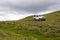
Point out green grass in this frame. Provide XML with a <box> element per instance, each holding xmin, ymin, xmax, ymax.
<box><xmin>0</xmin><ymin>11</ymin><xmax>60</xmax><ymax>40</ymax></box>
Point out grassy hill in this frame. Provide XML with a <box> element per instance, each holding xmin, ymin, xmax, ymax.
<box><xmin>0</xmin><ymin>11</ymin><xmax>60</xmax><ymax>40</ymax></box>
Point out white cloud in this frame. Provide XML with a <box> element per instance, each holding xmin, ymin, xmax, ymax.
<box><xmin>0</xmin><ymin>10</ymin><xmax>33</xmax><ymax>21</ymax></box>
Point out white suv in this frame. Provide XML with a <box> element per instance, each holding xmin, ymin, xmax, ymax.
<box><xmin>34</xmin><ymin>15</ymin><xmax>45</xmax><ymax>21</ymax></box>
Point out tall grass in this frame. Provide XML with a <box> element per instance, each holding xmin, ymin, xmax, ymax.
<box><xmin>0</xmin><ymin>11</ymin><xmax>60</xmax><ymax>40</ymax></box>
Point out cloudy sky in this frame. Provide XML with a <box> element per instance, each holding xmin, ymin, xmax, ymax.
<box><xmin>0</xmin><ymin>0</ymin><xmax>60</xmax><ymax>21</ymax></box>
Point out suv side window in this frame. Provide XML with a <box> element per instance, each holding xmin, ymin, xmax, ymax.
<box><xmin>34</xmin><ymin>15</ymin><xmax>38</xmax><ymax>17</ymax></box>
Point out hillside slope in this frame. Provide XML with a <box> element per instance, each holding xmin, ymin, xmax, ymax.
<box><xmin>0</xmin><ymin>11</ymin><xmax>60</xmax><ymax>40</ymax></box>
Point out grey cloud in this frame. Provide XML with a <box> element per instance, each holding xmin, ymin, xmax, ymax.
<box><xmin>9</xmin><ymin>0</ymin><xmax>60</xmax><ymax>13</ymax></box>
<box><xmin>0</xmin><ymin>0</ymin><xmax>60</xmax><ymax>13</ymax></box>
<box><xmin>0</xmin><ymin>0</ymin><xmax>60</xmax><ymax>21</ymax></box>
